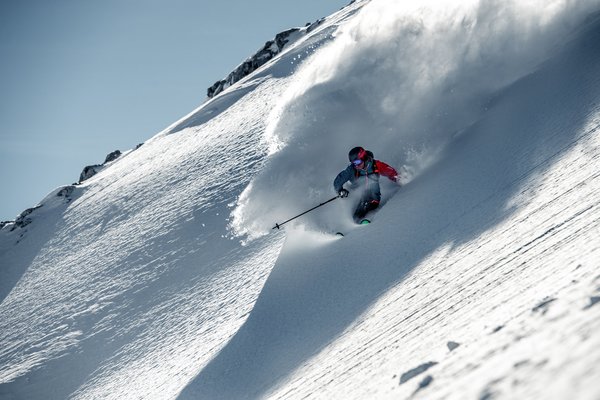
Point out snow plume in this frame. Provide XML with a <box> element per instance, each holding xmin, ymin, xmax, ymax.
<box><xmin>231</xmin><ymin>0</ymin><xmax>600</xmax><ymax>238</ymax></box>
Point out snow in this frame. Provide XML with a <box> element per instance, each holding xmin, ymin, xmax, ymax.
<box><xmin>2</xmin><ymin>0</ymin><xmax>600</xmax><ymax>399</ymax></box>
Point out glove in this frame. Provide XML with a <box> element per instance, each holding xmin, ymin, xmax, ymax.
<box><xmin>338</xmin><ymin>188</ymin><xmax>349</xmax><ymax>198</ymax></box>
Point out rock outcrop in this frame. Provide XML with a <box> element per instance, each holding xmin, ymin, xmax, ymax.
<box><xmin>207</xmin><ymin>18</ymin><xmax>325</xmax><ymax>98</ymax></box>
<box><xmin>78</xmin><ymin>149</ymin><xmax>123</xmax><ymax>183</ymax></box>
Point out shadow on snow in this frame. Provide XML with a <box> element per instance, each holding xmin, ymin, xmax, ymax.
<box><xmin>178</xmin><ymin>18</ymin><xmax>600</xmax><ymax>400</ymax></box>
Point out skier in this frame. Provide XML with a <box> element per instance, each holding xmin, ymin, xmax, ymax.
<box><xmin>333</xmin><ymin>146</ymin><xmax>400</xmax><ymax>224</ymax></box>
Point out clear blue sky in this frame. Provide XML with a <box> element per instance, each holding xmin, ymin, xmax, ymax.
<box><xmin>0</xmin><ymin>0</ymin><xmax>348</xmax><ymax>221</ymax></box>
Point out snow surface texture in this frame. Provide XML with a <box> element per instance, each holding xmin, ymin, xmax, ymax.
<box><xmin>2</xmin><ymin>0</ymin><xmax>600</xmax><ymax>399</ymax></box>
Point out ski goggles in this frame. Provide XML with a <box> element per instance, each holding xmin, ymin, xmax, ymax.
<box><xmin>352</xmin><ymin>159</ymin><xmax>363</xmax><ymax>166</ymax></box>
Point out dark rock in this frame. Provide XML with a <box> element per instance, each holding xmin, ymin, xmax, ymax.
<box><xmin>104</xmin><ymin>150</ymin><xmax>122</xmax><ymax>163</ymax></box>
<box><xmin>4</xmin><ymin>186</ymin><xmax>76</xmax><ymax>234</ymax></box>
<box><xmin>56</xmin><ymin>186</ymin><xmax>76</xmax><ymax>202</ymax></box>
<box><xmin>584</xmin><ymin>296</ymin><xmax>600</xmax><ymax>310</ymax></box>
<box><xmin>399</xmin><ymin>361</ymin><xmax>438</xmax><ymax>384</ymax></box>
<box><xmin>79</xmin><ymin>149</ymin><xmax>125</xmax><ymax>183</ymax></box>
<box><xmin>207</xmin><ymin>28</ymin><xmax>301</xmax><ymax>98</ymax></box>
<box><xmin>447</xmin><ymin>341</ymin><xmax>461</xmax><ymax>351</ymax></box>
<box><xmin>79</xmin><ymin>164</ymin><xmax>104</xmax><ymax>183</ymax></box>
<box><xmin>11</xmin><ymin>205</ymin><xmax>43</xmax><ymax>231</ymax></box>
<box><xmin>416</xmin><ymin>375</ymin><xmax>433</xmax><ymax>390</ymax></box>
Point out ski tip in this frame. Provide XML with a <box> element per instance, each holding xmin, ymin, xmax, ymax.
<box><xmin>359</xmin><ymin>219</ymin><xmax>371</xmax><ymax>225</ymax></box>
<box><xmin>335</xmin><ymin>232</ymin><xmax>345</xmax><ymax>237</ymax></box>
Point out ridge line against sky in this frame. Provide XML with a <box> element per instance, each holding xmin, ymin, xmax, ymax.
<box><xmin>0</xmin><ymin>0</ymin><xmax>349</xmax><ymax>221</ymax></box>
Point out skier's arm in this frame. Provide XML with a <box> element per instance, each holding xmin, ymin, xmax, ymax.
<box><xmin>333</xmin><ymin>166</ymin><xmax>353</xmax><ymax>193</ymax></box>
<box><xmin>376</xmin><ymin>160</ymin><xmax>400</xmax><ymax>182</ymax></box>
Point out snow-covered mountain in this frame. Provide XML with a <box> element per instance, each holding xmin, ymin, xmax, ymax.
<box><xmin>2</xmin><ymin>1</ymin><xmax>600</xmax><ymax>399</ymax></box>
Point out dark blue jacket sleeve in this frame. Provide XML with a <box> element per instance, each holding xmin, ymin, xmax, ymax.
<box><xmin>333</xmin><ymin>165</ymin><xmax>354</xmax><ymax>193</ymax></box>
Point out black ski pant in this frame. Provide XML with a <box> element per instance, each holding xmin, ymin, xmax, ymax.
<box><xmin>353</xmin><ymin>197</ymin><xmax>380</xmax><ymax>223</ymax></box>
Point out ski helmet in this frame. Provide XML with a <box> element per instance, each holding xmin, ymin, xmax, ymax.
<box><xmin>348</xmin><ymin>146</ymin><xmax>367</xmax><ymax>163</ymax></box>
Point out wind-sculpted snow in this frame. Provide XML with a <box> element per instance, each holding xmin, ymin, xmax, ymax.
<box><xmin>0</xmin><ymin>60</ymin><xmax>292</xmax><ymax>398</ymax></box>
<box><xmin>181</xmin><ymin>11</ymin><xmax>600</xmax><ymax>398</ymax></box>
<box><xmin>2</xmin><ymin>1</ymin><xmax>600</xmax><ymax>399</ymax></box>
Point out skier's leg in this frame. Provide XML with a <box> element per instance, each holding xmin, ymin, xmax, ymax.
<box><xmin>353</xmin><ymin>202</ymin><xmax>366</xmax><ymax>223</ymax></box>
<box><xmin>353</xmin><ymin>198</ymin><xmax>380</xmax><ymax>223</ymax></box>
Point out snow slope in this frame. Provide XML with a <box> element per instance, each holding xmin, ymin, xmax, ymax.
<box><xmin>2</xmin><ymin>1</ymin><xmax>600</xmax><ymax>399</ymax></box>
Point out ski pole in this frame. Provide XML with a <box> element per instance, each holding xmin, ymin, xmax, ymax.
<box><xmin>272</xmin><ymin>195</ymin><xmax>340</xmax><ymax>230</ymax></box>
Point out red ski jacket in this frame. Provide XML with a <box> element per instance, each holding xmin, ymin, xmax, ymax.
<box><xmin>333</xmin><ymin>158</ymin><xmax>399</xmax><ymax>201</ymax></box>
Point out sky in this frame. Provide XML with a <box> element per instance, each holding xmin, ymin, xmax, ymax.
<box><xmin>0</xmin><ymin>0</ymin><xmax>349</xmax><ymax>221</ymax></box>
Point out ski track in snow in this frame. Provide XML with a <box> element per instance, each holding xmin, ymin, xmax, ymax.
<box><xmin>2</xmin><ymin>1</ymin><xmax>600</xmax><ymax>399</ymax></box>
<box><xmin>267</xmin><ymin>123</ymin><xmax>600</xmax><ymax>400</ymax></box>
<box><xmin>180</xmin><ymin>15</ymin><xmax>600</xmax><ymax>397</ymax></box>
